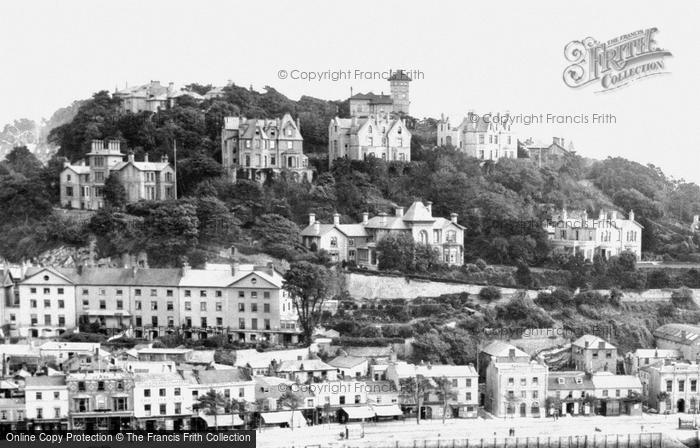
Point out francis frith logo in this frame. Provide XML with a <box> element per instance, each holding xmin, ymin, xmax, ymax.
<box><xmin>563</xmin><ymin>28</ymin><xmax>672</xmax><ymax>93</ymax></box>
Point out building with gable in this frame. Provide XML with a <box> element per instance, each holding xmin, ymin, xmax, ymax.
<box><xmin>113</xmin><ymin>81</ymin><xmax>203</xmax><ymax>114</ymax></box>
<box><xmin>436</xmin><ymin>111</ymin><xmax>516</xmax><ymax>161</ymax></box>
<box><xmin>571</xmin><ymin>335</ymin><xmax>617</xmax><ymax>373</ymax></box>
<box><xmin>546</xmin><ymin>208</ymin><xmax>643</xmax><ymax>261</ymax></box>
<box><xmin>60</xmin><ymin>139</ymin><xmax>175</xmax><ymax>210</ymax></box>
<box><xmin>300</xmin><ymin>201</ymin><xmax>464</xmax><ymax>268</ymax></box>
<box><xmin>220</xmin><ymin>113</ymin><xmax>312</xmax><ymax>182</ymax></box>
<box><xmin>328</xmin><ymin>114</ymin><xmax>411</xmax><ymax>167</ymax></box>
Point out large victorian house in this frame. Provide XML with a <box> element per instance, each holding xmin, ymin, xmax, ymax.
<box><xmin>220</xmin><ymin>113</ymin><xmax>313</xmax><ymax>183</ymax></box>
<box><xmin>301</xmin><ymin>201</ymin><xmax>464</xmax><ymax>268</ymax></box>
<box><xmin>328</xmin><ymin>114</ymin><xmax>411</xmax><ymax>167</ymax></box>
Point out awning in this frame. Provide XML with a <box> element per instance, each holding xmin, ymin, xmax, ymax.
<box><xmin>373</xmin><ymin>404</ymin><xmax>403</xmax><ymax>417</ymax></box>
<box><xmin>197</xmin><ymin>411</ymin><xmax>243</xmax><ymax>427</ymax></box>
<box><xmin>260</xmin><ymin>411</ymin><xmax>306</xmax><ymax>427</ymax></box>
<box><xmin>341</xmin><ymin>406</ymin><xmax>375</xmax><ymax>420</ymax></box>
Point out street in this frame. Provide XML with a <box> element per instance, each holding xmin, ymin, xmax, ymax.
<box><xmin>256</xmin><ymin>413</ymin><xmax>697</xmax><ymax>448</ymax></box>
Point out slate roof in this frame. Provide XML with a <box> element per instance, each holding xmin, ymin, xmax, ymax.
<box><xmin>277</xmin><ymin>359</ymin><xmax>335</xmax><ymax>372</ymax></box>
<box><xmin>402</xmin><ymin>202</ymin><xmax>435</xmax><ymax>222</ymax></box>
<box><xmin>197</xmin><ymin>369</ymin><xmax>252</xmax><ymax>384</ymax></box>
<box><xmin>328</xmin><ymin>355</ymin><xmax>367</xmax><ymax>369</ymax></box>
<box><xmin>547</xmin><ymin>371</ymin><xmax>592</xmax><ymax>391</ymax></box>
<box><xmin>654</xmin><ymin>324</ymin><xmax>700</xmax><ymax>346</ymax></box>
<box><xmin>481</xmin><ymin>341</ymin><xmax>529</xmax><ymax>358</ymax></box>
<box><xmin>572</xmin><ymin>335</ymin><xmax>616</xmax><ymax>350</ymax></box>
<box><xmin>24</xmin><ymin>375</ymin><xmax>67</xmax><ymax>387</ymax></box>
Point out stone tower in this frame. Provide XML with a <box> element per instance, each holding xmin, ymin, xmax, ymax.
<box><xmin>389</xmin><ymin>69</ymin><xmax>411</xmax><ymax>115</ymax></box>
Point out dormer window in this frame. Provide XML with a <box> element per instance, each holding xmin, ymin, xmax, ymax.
<box><xmin>575</xmin><ymin>378</ymin><xmax>583</xmax><ymax>384</ymax></box>
<box><xmin>558</xmin><ymin>377</ymin><xmax>565</xmax><ymax>384</ymax></box>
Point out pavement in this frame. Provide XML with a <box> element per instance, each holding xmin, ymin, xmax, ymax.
<box><xmin>255</xmin><ymin>413</ymin><xmax>699</xmax><ymax>448</ymax></box>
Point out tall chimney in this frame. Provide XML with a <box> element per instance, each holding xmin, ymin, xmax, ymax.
<box><xmin>450</xmin><ymin>213</ymin><xmax>458</xmax><ymax>224</ymax></box>
<box><xmin>629</xmin><ymin>210</ymin><xmax>635</xmax><ymax>221</ymax></box>
<box><xmin>144</xmin><ymin>153</ymin><xmax>149</xmax><ymax>163</ymax></box>
<box><xmin>395</xmin><ymin>207</ymin><xmax>404</xmax><ymax>217</ymax></box>
<box><xmin>161</xmin><ymin>154</ymin><xmax>169</xmax><ymax>164</ymax></box>
<box><xmin>379</xmin><ymin>212</ymin><xmax>387</xmax><ymax>227</ymax></box>
<box><xmin>426</xmin><ymin>201</ymin><xmax>432</xmax><ymax>215</ymax></box>
<box><xmin>313</xmin><ymin>221</ymin><xmax>320</xmax><ymax>234</ymax></box>
<box><xmin>362</xmin><ymin>212</ymin><xmax>369</xmax><ymax>225</ymax></box>
<box><xmin>333</xmin><ymin>213</ymin><xmax>340</xmax><ymax>226</ymax></box>
<box><xmin>182</xmin><ymin>261</ymin><xmax>191</xmax><ymax>276</ymax></box>
<box><xmin>308</xmin><ymin>213</ymin><xmax>316</xmax><ymax>226</ymax></box>
<box><xmin>231</xmin><ymin>262</ymin><xmax>240</xmax><ymax>276</ymax></box>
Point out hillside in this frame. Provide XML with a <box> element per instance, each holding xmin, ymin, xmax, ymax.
<box><xmin>0</xmin><ymin>82</ymin><xmax>699</xmax><ymax>271</ymax></box>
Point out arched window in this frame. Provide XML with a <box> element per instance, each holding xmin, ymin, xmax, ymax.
<box><xmin>419</xmin><ymin>230</ymin><xmax>428</xmax><ymax>244</ymax></box>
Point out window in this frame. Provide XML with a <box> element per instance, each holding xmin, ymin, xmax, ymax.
<box><xmin>679</xmin><ymin>380</ymin><xmax>686</xmax><ymax>392</ymax></box>
<box><xmin>43</xmin><ymin>288</ymin><xmax>50</xmax><ymax>295</ymax></box>
<box><xmin>36</xmin><ymin>392</ymin><xmax>42</xmax><ymax>400</ymax></box>
<box><xmin>238</xmin><ymin>303</ymin><xmax>245</xmax><ymax>312</ymax></box>
<box><xmin>36</xmin><ymin>408</ymin><xmax>43</xmax><ymax>419</ymax></box>
<box><xmin>251</xmin><ymin>291</ymin><xmax>257</xmax><ymax>299</ymax></box>
<box><xmin>216</xmin><ymin>302</ymin><xmax>222</xmax><ymax>311</ymax></box>
<box><xmin>667</xmin><ymin>380</ymin><xmax>673</xmax><ymax>392</ymax></box>
<box><xmin>185</xmin><ymin>301</ymin><xmax>191</xmax><ymax>311</ymax></box>
<box><xmin>151</xmin><ymin>316</ymin><xmax>158</xmax><ymax>326</ymax></box>
<box><xmin>602</xmin><ymin>390</ymin><xmax>609</xmax><ymax>397</ymax></box>
<box><xmin>135</xmin><ymin>301</ymin><xmax>142</xmax><ymax>310</ymax></box>
<box><xmin>200</xmin><ymin>290</ymin><xmax>207</xmax><ymax>297</ymax></box>
<box><xmin>238</xmin><ymin>291</ymin><xmax>245</xmax><ymax>298</ymax></box>
<box><xmin>57</xmin><ymin>288</ymin><xmax>64</xmax><ymax>295</ymax></box>
<box><xmin>30</xmin><ymin>287</ymin><xmax>36</xmax><ymax>294</ymax></box>
<box><xmin>200</xmin><ymin>302</ymin><xmax>207</xmax><ymax>311</ymax></box>
<box><xmin>239</xmin><ymin>318</ymin><xmax>245</xmax><ymax>329</ymax></box>
<box><xmin>692</xmin><ymin>380</ymin><xmax>697</xmax><ymax>392</ymax></box>
<box><xmin>44</xmin><ymin>315</ymin><xmax>51</xmax><ymax>325</ymax></box>
<box><xmin>30</xmin><ymin>300</ymin><xmax>37</xmax><ymax>308</ymax></box>
<box><xmin>97</xmin><ymin>381</ymin><xmax>105</xmax><ymax>391</ymax></box>
<box><xmin>159</xmin><ymin>388</ymin><xmax>166</xmax><ymax>397</ymax></box>
<box><xmin>201</xmin><ymin>317</ymin><xmax>207</xmax><ymax>328</ymax></box>
<box><xmin>216</xmin><ymin>317</ymin><xmax>223</xmax><ymax>326</ymax></box>
<box><xmin>264</xmin><ymin>319</ymin><xmax>270</xmax><ymax>330</ymax></box>
<box><xmin>98</xmin><ymin>288</ymin><xmax>105</xmax><ymax>296</ymax></box>
<box><xmin>150</xmin><ymin>289</ymin><xmax>157</xmax><ymax>297</ymax></box>
<box><xmin>116</xmin><ymin>300</ymin><xmax>123</xmax><ymax>310</ymax></box>
<box><xmin>615</xmin><ymin>389</ymin><xmax>621</xmax><ymax>397</ymax></box>
<box><xmin>151</xmin><ymin>301</ymin><xmax>157</xmax><ymax>310</ymax></box>
<box><xmin>58</xmin><ymin>300</ymin><xmax>65</xmax><ymax>308</ymax></box>
<box><xmin>166</xmin><ymin>289</ymin><xmax>173</xmax><ymax>297</ymax></box>
<box><xmin>144</xmin><ymin>404</ymin><xmax>151</xmax><ymax>416</ymax></box>
<box><xmin>78</xmin><ymin>382</ymin><xmax>86</xmax><ymax>392</ymax></box>
<box><xmin>44</xmin><ymin>299</ymin><xmax>50</xmax><ymax>307</ymax></box>
<box><xmin>185</xmin><ymin>290</ymin><xmax>191</xmax><ymax>297</ymax></box>
<box><xmin>167</xmin><ymin>301</ymin><xmax>173</xmax><ymax>311</ymax></box>
<box><xmin>520</xmin><ymin>378</ymin><xmax>527</xmax><ymax>386</ymax></box>
<box><xmin>144</xmin><ymin>389</ymin><xmax>151</xmax><ymax>398</ymax></box>
<box><xmin>264</xmin><ymin>291</ymin><xmax>270</xmax><ymax>299</ymax></box>
<box><xmin>54</xmin><ymin>408</ymin><xmax>61</xmax><ymax>419</ymax></box>
<box><xmin>174</xmin><ymin>403</ymin><xmax>181</xmax><ymax>414</ymax></box>
<box><xmin>264</xmin><ymin>303</ymin><xmax>270</xmax><ymax>313</ymax></box>
<box><xmin>174</xmin><ymin>387</ymin><xmax>181</xmax><ymax>396</ymax></box>
<box><xmin>532</xmin><ymin>377</ymin><xmax>539</xmax><ymax>384</ymax></box>
<box><xmin>251</xmin><ymin>303</ymin><xmax>258</xmax><ymax>312</ymax></box>
<box><xmin>508</xmin><ymin>377</ymin><xmax>514</xmax><ymax>385</ymax></box>
<box><xmin>135</xmin><ymin>289</ymin><xmax>141</xmax><ymax>296</ymax></box>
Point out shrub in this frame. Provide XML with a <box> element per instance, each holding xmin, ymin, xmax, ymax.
<box><xmin>574</xmin><ymin>291</ymin><xmax>607</xmax><ymax>307</ymax></box>
<box><xmin>475</xmin><ymin>259</ymin><xmax>487</xmax><ymax>270</ymax></box>
<box><xmin>479</xmin><ymin>286</ymin><xmax>502</xmax><ymax>302</ymax></box>
<box><xmin>671</xmin><ymin>287</ymin><xmax>696</xmax><ymax>309</ymax></box>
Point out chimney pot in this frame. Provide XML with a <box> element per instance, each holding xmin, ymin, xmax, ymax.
<box><xmin>426</xmin><ymin>201</ymin><xmax>433</xmax><ymax>214</ymax></box>
<box><xmin>450</xmin><ymin>213</ymin><xmax>458</xmax><ymax>224</ymax></box>
<box><xmin>395</xmin><ymin>207</ymin><xmax>404</xmax><ymax>217</ymax></box>
<box><xmin>144</xmin><ymin>153</ymin><xmax>149</xmax><ymax>163</ymax></box>
<box><xmin>362</xmin><ymin>212</ymin><xmax>369</xmax><ymax>225</ymax></box>
<box><xmin>308</xmin><ymin>213</ymin><xmax>316</xmax><ymax>226</ymax></box>
<box><xmin>333</xmin><ymin>213</ymin><xmax>340</xmax><ymax>226</ymax></box>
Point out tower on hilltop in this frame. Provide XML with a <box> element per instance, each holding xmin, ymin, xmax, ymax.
<box><xmin>388</xmin><ymin>69</ymin><xmax>411</xmax><ymax>115</ymax></box>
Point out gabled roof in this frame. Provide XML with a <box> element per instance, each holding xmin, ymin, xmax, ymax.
<box><xmin>277</xmin><ymin>359</ymin><xmax>335</xmax><ymax>372</ymax></box>
<box><xmin>21</xmin><ymin>267</ymin><xmax>79</xmax><ymax>284</ymax></box>
<box><xmin>300</xmin><ymin>223</ymin><xmax>368</xmax><ymax>238</ymax></box>
<box><xmin>63</xmin><ymin>164</ymin><xmax>91</xmax><ymax>175</ymax></box>
<box><xmin>632</xmin><ymin>348</ymin><xmax>681</xmax><ymax>358</ymax></box>
<box><xmin>343</xmin><ymin>346</ymin><xmax>393</xmax><ymax>358</ymax></box>
<box><xmin>402</xmin><ymin>202</ymin><xmax>435</xmax><ymax>222</ymax></box>
<box><xmin>328</xmin><ymin>355</ymin><xmax>367</xmax><ymax>369</ymax></box>
<box><xmin>364</xmin><ymin>215</ymin><xmax>411</xmax><ymax>230</ymax></box>
<box><xmin>390</xmin><ymin>361</ymin><xmax>477</xmax><ymax>378</ymax></box>
<box><xmin>481</xmin><ymin>341</ymin><xmax>529</xmax><ymax>358</ymax></box>
<box><xmin>572</xmin><ymin>335</ymin><xmax>616</xmax><ymax>350</ymax></box>
<box><xmin>111</xmin><ymin>161</ymin><xmax>171</xmax><ymax>172</ymax></box>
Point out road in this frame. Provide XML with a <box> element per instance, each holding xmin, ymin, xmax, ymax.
<box><xmin>256</xmin><ymin>413</ymin><xmax>697</xmax><ymax>448</ymax></box>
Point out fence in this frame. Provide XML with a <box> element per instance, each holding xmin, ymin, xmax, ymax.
<box><xmin>311</xmin><ymin>433</ymin><xmax>663</xmax><ymax>448</ymax></box>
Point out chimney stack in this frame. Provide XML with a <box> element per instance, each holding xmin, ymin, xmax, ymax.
<box><xmin>231</xmin><ymin>262</ymin><xmax>240</xmax><ymax>276</ymax></box>
<box><xmin>379</xmin><ymin>212</ymin><xmax>387</xmax><ymax>227</ymax></box>
<box><xmin>598</xmin><ymin>341</ymin><xmax>605</xmax><ymax>349</ymax></box>
<box><xmin>450</xmin><ymin>213</ymin><xmax>458</xmax><ymax>224</ymax></box>
<box><xmin>161</xmin><ymin>154</ymin><xmax>169</xmax><ymax>164</ymax></box>
<box><xmin>611</xmin><ymin>210</ymin><xmax>618</xmax><ymax>220</ymax></box>
<box><xmin>308</xmin><ymin>213</ymin><xmax>316</xmax><ymax>226</ymax></box>
<box><xmin>313</xmin><ymin>221</ymin><xmax>320</xmax><ymax>234</ymax></box>
<box><xmin>508</xmin><ymin>349</ymin><xmax>515</xmax><ymax>358</ymax></box>
<box><xmin>585</xmin><ymin>341</ymin><xmax>590</xmax><ymax>348</ymax></box>
<box><xmin>144</xmin><ymin>153</ymin><xmax>149</xmax><ymax>163</ymax></box>
<box><xmin>599</xmin><ymin>210</ymin><xmax>605</xmax><ymax>220</ymax></box>
<box><xmin>182</xmin><ymin>261</ymin><xmax>191</xmax><ymax>276</ymax></box>
<box><xmin>629</xmin><ymin>210</ymin><xmax>635</xmax><ymax>221</ymax></box>
<box><xmin>426</xmin><ymin>201</ymin><xmax>433</xmax><ymax>215</ymax></box>
<box><xmin>128</xmin><ymin>151</ymin><xmax>135</xmax><ymax>163</ymax></box>
<box><xmin>395</xmin><ymin>207</ymin><xmax>404</xmax><ymax>217</ymax></box>
<box><xmin>362</xmin><ymin>212</ymin><xmax>369</xmax><ymax>225</ymax></box>
<box><xmin>332</xmin><ymin>213</ymin><xmax>340</xmax><ymax>226</ymax></box>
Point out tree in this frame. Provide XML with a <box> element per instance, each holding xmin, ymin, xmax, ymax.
<box><xmin>434</xmin><ymin>376</ymin><xmax>458</xmax><ymax>424</ymax></box>
<box><xmin>103</xmin><ymin>173</ymin><xmax>127</xmax><ymax>209</ymax></box>
<box><xmin>277</xmin><ymin>389</ymin><xmax>303</xmax><ymax>430</ymax></box>
<box><xmin>196</xmin><ymin>389</ymin><xmax>227</xmax><ymax>430</ymax></box>
<box><xmin>376</xmin><ymin>233</ymin><xmax>415</xmax><ymax>272</ymax></box>
<box><xmin>3</xmin><ymin>146</ymin><xmax>43</xmax><ymax>178</ymax></box>
<box><xmin>399</xmin><ymin>375</ymin><xmax>432</xmax><ymax>425</ymax></box>
<box><xmin>515</xmin><ymin>261</ymin><xmax>532</xmax><ymax>287</ymax></box>
<box><xmin>283</xmin><ymin>261</ymin><xmax>331</xmax><ymax>343</ymax></box>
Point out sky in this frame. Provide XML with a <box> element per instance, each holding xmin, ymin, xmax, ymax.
<box><xmin>1</xmin><ymin>0</ymin><xmax>699</xmax><ymax>183</ymax></box>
